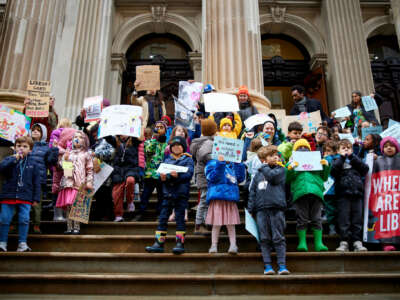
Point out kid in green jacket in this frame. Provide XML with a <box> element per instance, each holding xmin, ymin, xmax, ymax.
<box><xmin>278</xmin><ymin>121</ymin><xmax>303</xmax><ymax>163</ymax></box>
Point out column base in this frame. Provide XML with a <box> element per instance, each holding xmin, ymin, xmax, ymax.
<box><xmin>0</xmin><ymin>90</ymin><xmax>26</xmax><ymax>112</ymax></box>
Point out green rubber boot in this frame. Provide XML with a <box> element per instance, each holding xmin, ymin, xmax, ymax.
<box><xmin>296</xmin><ymin>229</ymin><xmax>308</xmax><ymax>252</ymax></box>
<box><xmin>313</xmin><ymin>228</ymin><xmax>328</xmax><ymax>252</ymax></box>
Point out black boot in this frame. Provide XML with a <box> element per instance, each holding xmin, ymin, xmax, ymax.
<box><xmin>172</xmin><ymin>231</ymin><xmax>185</xmax><ymax>255</ymax></box>
<box><xmin>145</xmin><ymin>231</ymin><xmax>166</xmax><ymax>253</ymax></box>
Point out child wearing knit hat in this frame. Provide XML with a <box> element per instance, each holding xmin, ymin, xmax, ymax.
<box><xmin>210</xmin><ymin>112</ymin><xmax>242</xmax><ymax>139</ymax></box>
<box><xmin>286</xmin><ymin>139</ymin><xmax>331</xmax><ymax>252</ymax></box>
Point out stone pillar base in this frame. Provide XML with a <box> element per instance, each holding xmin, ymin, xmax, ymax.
<box><xmin>0</xmin><ymin>90</ymin><xmax>26</xmax><ymax>112</ymax></box>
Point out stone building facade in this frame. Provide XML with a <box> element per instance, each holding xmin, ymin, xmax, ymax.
<box><xmin>0</xmin><ymin>0</ymin><xmax>399</xmax><ymax>122</ymax></box>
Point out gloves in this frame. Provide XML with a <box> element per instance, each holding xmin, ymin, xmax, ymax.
<box><xmin>320</xmin><ymin>159</ymin><xmax>329</xmax><ymax>166</ymax></box>
<box><xmin>287</xmin><ymin>161</ymin><xmax>299</xmax><ymax>170</ymax></box>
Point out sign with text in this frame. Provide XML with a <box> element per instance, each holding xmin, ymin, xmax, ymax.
<box><xmin>292</xmin><ymin>151</ymin><xmax>322</xmax><ymax>171</ymax></box>
<box><xmin>93</xmin><ymin>162</ymin><xmax>113</xmax><ymax>193</ymax></box>
<box><xmin>178</xmin><ymin>81</ymin><xmax>203</xmax><ymax>111</ymax></box>
<box><xmin>69</xmin><ymin>185</ymin><xmax>93</xmax><ymax>224</ymax></box>
<box><xmin>338</xmin><ymin>133</ymin><xmax>355</xmax><ymax>144</ymax></box>
<box><xmin>211</xmin><ymin>136</ymin><xmax>244</xmax><ymax>163</ymax></box>
<box><xmin>27</xmin><ymin>80</ymin><xmax>51</xmax><ymax>93</ymax></box>
<box><xmin>84</xmin><ymin>95</ymin><xmax>103</xmax><ymax>123</ymax></box>
<box><xmin>98</xmin><ymin>105</ymin><xmax>142</xmax><ymax>138</ymax></box>
<box><xmin>26</xmin><ymin>80</ymin><xmax>51</xmax><ymax>118</ymax></box>
<box><xmin>361</xmin><ymin>126</ymin><xmax>383</xmax><ymax>141</ymax></box>
<box><xmin>135</xmin><ymin>65</ymin><xmax>160</xmax><ymax>91</ymax></box>
<box><xmin>282</xmin><ymin>111</ymin><xmax>321</xmax><ymax>135</ymax></box>
<box><xmin>157</xmin><ymin>163</ymin><xmax>189</xmax><ymax>174</ymax></box>
<box><xmin>203</xmin><ymin>93</ymin><xmax>240</xmax><ymax>113</ymax></box>
<box><xmin>333</xmin><ymin>106</ymin><xmax>351</xmax><ymax>118</ymax></box>
<box><xmin>362</xmin><ymin>96</ymin><xmax>378</xmax><ymax>112</ymax></box>
<box><xmin>174</xmin><ymin>96</ymin><xmax>195</xmax><ymax>130</ymax></box>
<box><xmin>380</xmin><ymin>123</ymin><xmax>400</xmax><ymax>143</ymax></box>
<box><xmin>0</xmin><ymin>104</ymin><xmax>31</xmax><ymax>143</ymax></box>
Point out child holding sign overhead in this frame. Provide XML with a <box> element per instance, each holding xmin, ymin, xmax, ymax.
<box><xmin>211</xmin><ymin>112</ymin><xmax>242</xmax><ymax>139</ymax></box>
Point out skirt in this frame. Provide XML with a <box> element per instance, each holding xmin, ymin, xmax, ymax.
<box><xmin>205</xmin><ymin>200</ymin><xmax>240</xmax><ymax>226</ymax></box>
<box><xmin>56</xmin><ymin>188</ymin><xmax>78</xmax><ymax>208</ymax></box>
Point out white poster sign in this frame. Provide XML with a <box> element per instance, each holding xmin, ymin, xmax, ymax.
<box><xmin>178</xmin><ymin>81</ymin><xmax>203</xmax><ymax>111</ymax></box>
<box><xmin>98</xmin><ymin>105</ymin><xmax>142</xmax><ymax>138</ymax></box>
<box><xmin>244</xmin><ymin>114</ymin><xmax>274</xmax><ymax>130</ymax></box>
<box><xmin>93</xmin><ymin>162</ymin><xmax>113</xmax><ymax>193</ymax></box>
<box><xmin>203</xmin><ymin>93</ymin><xmax>239</xmax><ymax>113</ymax></box>
<box><xmin>84</xmin><ymin>95</ymin><xmax>103</xmax><ymax>123</ymax></box>
<box><xmin>157</xmin><ymin>163</ymin><xmax>189</xmax><ymax>174</ymax></box>
<box><xmin>292</xmin><ymin>151</ymin><xmax>322</xmax><ymax>171</ymax></box>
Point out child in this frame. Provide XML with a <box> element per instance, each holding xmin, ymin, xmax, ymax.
<box><xmin>331</xmin><ymin>139</ymin><xmax>369</xmax><ymax>252</ymax></box>
<box><xmin>205</xmin><ymin>155</ymin><xmax>246</xmax><ymax>254</ymax></box>
<box><xmin>29</xmin><ymin>123</ymin><xmax>59</xmax><ymax>233</ymax></box>
<box><xmin>49</xmin><ymin>118</ymin><xmax>72</xmax><ymax>148</ymax></box>
<box><xmin>56</xmin><ymin>131</ymin><xmax>93</xmax><ymax>234</ymax></box>
<box><xmin>278</xmin><ymin>121</ymin><xmax>303</xmax><ymax>163</ymax></box>
<box><xmin>356</xmin><ymin>133</ymin><xmax>381</xmax><ymax>161</ymax></box>
<box><xmin>0</xmin><ymin>136</ymin><xmax>41</xmax><ymax>252</ymax></box>
<box><xmin>245</xmin><ymin>138</ymin><xmax>263</xmax><ymax>185</ymax></box>
<box><xmin>248</xmin><ymin>146</ymin><xmax>289</xmax><ymax>275</ymax></box>
<box><xmin>111</xmin><ymin>135</ymin><xmax>143</xmax><ymax>222</ymax></box>
<box><xmin>165</xmin><ymin>125</ymin><xmax>190</xmax><ymax>157</ymax></box>
<box><xmin>145</xmin><ymin>136</ymin><xmax>194</xmax><ymax>254</ymax></box>
<box><xmin>315</xmin><ymin>126</ymin><xmax>330</xmax><ymax>154</ymax></box>
<box><xmin>212</xmin><ymin>112</ymin><xmax>242</xmax><ymax>139</ymax></box>
<box><xmin>323</xmin><ymin>140</ymin><xmax>340</xmax><ymax>235</ymax></box>
<box><xmin>286</xmin><ymin>139</ymin><xmax>330</xmax><ymax>252</ymax></box>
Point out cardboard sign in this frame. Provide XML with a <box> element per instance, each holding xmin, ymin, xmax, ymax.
<box><xmin>380</xmin><ymin>123</ymin><xmax>400</xmax><ymax>143</ymax></box>
<box><xmin>244</xmin><ymin>114</ymin><xmax>274</xmax><ymax>130</ymax></box>
<box><xmin>135</xmin><ymin>65</ymin><xmax>160</xmax><ymax>91</ymax></box>
<box><xmin>178</xmin><ymin>81</ymin><xmax>203</xmax><ymax>111</ymax></box>
<box><xmin>267</xmin><ymin>109</ymin><xmax>286</xmax><ymax>129</ymax></box>
<box><xmin>98</xmin><ymin>105</ymin><xmax>142</xmax><ymax>138</ymax></box>
<box><xmin>282</xmin><ymin>111</ymin><xmax>322</xmax><ymax>135</ymax></box>
<box><xmin>68</xmin><ymin>185</ymin><xmax>93</xmax><ymax>224</ymax></box>
<box><xmin>203</xmin><ymin>93</ymin><xmax>240</xmax><ymax>113</ymax></box>
<box><xmin>93</xmin><ymin>162</ymin><xmax>113</xmax><ymax>193</ymax></box>
<box><xmin>62</xmin><ymin>161</ymin><xmax>74</xmax><ymax>177</ymax></box>
<box><xmin>174</xmin><ymin>96</ymin><xmax>194</xmax><ymax>130</ymax></box>
<box><xmin>338</xmin><ymin>133</ymin><xmax>355</xmax><ymax>144</ymax></box>
<box><xmin>211</xmin><ymin>136</ymin><xmax>244</xmax><ymax>163</ymax></box>
<box><xmin>292</xmin><ymin>151</ymin><xmax>322</xmax><ymax>171</ymax></box>
<box><xmin>245</xmin><ymin>208</ymin><xmax>259</xmax><ymax>242</ymax></box>
<box><xmin>27</xmin><ymin>80</ymin><xmax>51</xmax><ymax>93</ymax></box>
<box><xmin>333</xmin><ymin>106</ymin><xmax>351</xmax><ymax>118</ymax></box>
<box><xmin>0</xmin><ymin>104</ymin><xmax>31</xmax><ymax>143</ymax></box>
<box><xmin>26</xmin><ymin>80</ymin><xmax>51</xmax><ymax>117</ymax></box>
<box><xmin>84</xmin><ymin>96</ymin><xmax>103</xmax><ymax>123</ymax></box>
<box><xmin>361</xmin><ymin>126</ymin><xmax>383</xmax><ymax>141</ymax></box>
<box><xmin>157</xmin><ymin>163</ymin><xmax>189</xmax><ymax>174</ymax></box>
<box><xmin>362</xmin><ymin>96</ymin><xmax>378</xmax><ymax>112</ymax></box>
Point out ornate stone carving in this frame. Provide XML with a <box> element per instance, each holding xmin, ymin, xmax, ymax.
<box><xmin>151</xmin><ymin>5</ymin><xmax>167</xmax><ymax>23</ymax></box>
<box><xmin>270</xmin><ymin>6</ymin><xmax>286</xmax><ymax>23</ymax></box>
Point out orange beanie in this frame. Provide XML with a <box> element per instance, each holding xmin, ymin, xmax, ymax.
<box><xmin>238</xmin><ymin>85</ymin><xmax>249</xmax><ymax>96</ymax></box>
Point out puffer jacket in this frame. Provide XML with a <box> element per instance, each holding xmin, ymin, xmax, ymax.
<box><xmin>330</xmin><ymin>154</ymin><xmax>369</xmax><ymax>197</ymax></box>
<box><xmin>190</xmin><ymin>136</ymin><xmax>214</xmax><ymax>189</ymax></box>
<box><xmin>248</xmin><ymin>164</ymin><xmax>286</xmax><ymax>213</ymax></box>
<box><xmin>60</xmin><ymin>149</ymin><xmax>93</xmax><ymax>190</ymax></box>
<box><xmin>161</xmin><ymin>153</ymin><xmax>194</xmax><ymax>199</ymax></box>
<box><xmin>205</xmin><ymin>159</ymin><xmax>246</xmax><ymax>204</ymax></box>
<box><xmin>112</xmin><ymin>138</ymin><xmax>142</xmax><ymax>183</ymax></box>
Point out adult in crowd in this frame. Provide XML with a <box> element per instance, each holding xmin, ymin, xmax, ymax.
<box><xmin>237</xmin><ymin>85</ymin><xmax>259</xmax><ymax>137</ymax></box>
<box><xmin>75</xmin><ymin>98</ymin><xmax>111</xmax><ymax>134</ymax></box>
<box><xmin>344</xmin><ymin>91</ymin><xmax>379</xmax><ymax>130</ymax></box>
<box><xmin>290</xmin><ymin>85</ymin><xmax>328</xmax><ymax>123</ymax></box>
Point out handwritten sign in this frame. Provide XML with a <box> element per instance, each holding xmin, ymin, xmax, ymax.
<box><xmin>245</xmin><ymin>208</ymin><xmax>259</xmax><ymax>242</ymax></box>
<box><xmin>362</xmin><ymin>96</ymin><xmax>378</xmax><ymax>112</ymax></box>
<box><xmin>361</xmin><ymin>126</ymin><xmax>383</xmax><ymax>141</ymax></box>
<box><xmin>136</xmin><ymin>65</ymin><xmax>160</xmax><ymax>91</ymax></box>
<box><xmin>0</xmin><ymin>104</ymin><xmax>31</xmax><ymax>143</ymax></box>
<box><xmin>69</xmin><ymin>185</ymin><xmax>93</xmax><ymax>224</ymax></box>
<box><xmin>84</xmin><ymin>96</ymin><xmax>103</xmax><ymax>123</ymax></box>
<box><xmin>282</xmin><ymin>111</ymin><xmax>322</xmax><ymax>135</ymax></box>
<box><xmin>27</xmin><ymin>80</ymin><xmax>51</xmax><ymax>93</ymax></box>
<box><xmin>178</xmin><ymin>81</ymin><xmax>203</xmax><ymax>111</ymax></box>
<box><xmin>333</xmin><ymin>106</ymin><xmax>351</xmax><ymax>118</ymax></box>
<box><xmin>244</xmin><ymin>114</ymin><xmax>274</xmax><ymax>130</ymax></box>
<box><xmin>388</xmin><ymin>119</ymin><xmax>400</xmax><ymax>128</ymax></box>
<box><xmin>93</xmin><ymin>162</ymin><xmax>113</xmax><ymax>193</ymax></box>
<box><xmin>380</xmin><ymin>123</ymin><xmax>400</xmax><ymax>143</ymax></box>
<box><xmin>203</xmin><ymin>93</ymin><xmax>240</xmax><ymax>113</ymax></box>
<box><xmin>174</xmin><ymin>96</ymin><xmax>194</xmax><ymax>130</ymax></box>
<box><xmin>99</xmin><ymin>105</ymin><xmax>142</xmax><ymax>138</ymax></box>
<box><xmin>26</xmin><ymin>80</ymin><xmax>51</xmax><ymax>118</ymax></box>
<box><xmin>157</xmin><ymin>163</ymin><xmax>189</xmax><ymax>174</ymax></box>
<box><xmin>211</xmin><ymin>136</ymin><xmax>244</xmax><ymax>163</ymax></box>
<box><xmin>338</xmin><ymin>133</ymin><xmax>355</xmax><ymax>144</ymax></box>
<box><xmin>292</xmin><ymin>151</ymin><xmax>322</xmax><ymax>171</ymax></box>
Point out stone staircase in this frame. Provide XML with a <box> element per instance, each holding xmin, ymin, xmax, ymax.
<box><xmin>0</xmin><ymin>187</ymin><xmax>399</xmax><ymax>296</ymax></box>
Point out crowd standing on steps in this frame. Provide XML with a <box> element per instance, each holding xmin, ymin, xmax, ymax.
<box><xmin>0</xmin><ymin>81</ymin><xmax>399</xmax><ymax>277</ymax></box>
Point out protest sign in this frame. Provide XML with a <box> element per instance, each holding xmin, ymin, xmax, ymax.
<box><xmin>380</xmin><ymin>123</ymin><xmax>400</xmax><ymax>143</ymax></box>
<box><xmin>338</xmin><ymin>133</ymin><xmax>355</xmax><ymax>144</ymax></box>
<box><xmin>178</xmin><ymin>81</ymin><xmax>203</xmax><ymax>111</ymax></box>
<box><xmin>98</xmin><ymin>105</ymin><xmax>142</xmax><ymax>138</ymax></box>
<box><xmin>363</xmin><ymin>154</ymin><xmax>400</xmax><ymax>244</ymax></box>
<box><xmin>203</xmin><ymin>93</ymin><xmax>240</xmax><ymax>113</ymax></box>
<box><xmin>135</xmin><ymin>65</ymin><xmax>160</xmax><ymax>91</ymax></box>
<box><xmin>174</xmin><ymin>96</ymin><xmax>194</xmax><ymax>130</ymax></box>
<box><xmin>84</xmin><ymin>96</ymin><xmax>103</xmax><ymax>123</ymax></box>
<box><xmin>69</xmin><ymin>185</ymin><xmax>93</xmax><ymax>224</ymax></box>
<box><xmin>26</xmin><ymin>80</ymin><xmax>51</xmax><ymax>118</ymax></box>
<box><xmin>333</xmin><ymin>106</ymin><xmax>351</xmax><ymax>118</ymax></box>
<box><xmin>157</xmin><ymin>163</ymin><xmax>189</xmax><ymax>174</ymax></box>
<box><xmin>0</xmin><ymin>104</ymin><xmax>30</xmax><ymax>143</ymax></box>
<box><xmin>282</xmin><ymin>111</ymin><xmax>321</xmax><ymax>135</ymax></box>
<box><xmin>323</xmin><ymin>176</ymin><xmax>335</xmax><ymax>195</ymax></box>
<box><xmin>340</xmin><ymin>121</ymin><xmax>346</xmax><ymax>129</ymax></box>
<box><xmin>93</xmin><ymin>162</ymin><xmax>113</xmax><ymax>193</ymax></box>
<box><xmin>361</xmin><ymin>126</ymin><xmax>382</xmax><ymax>141</ymax></box>
<box><xmin>211</xmin><ymin>136</ymin><xmax>244</xmax><ymax>163</ymax></box>
<box><xmin>388</xmin><ymin>119</ymin><xmax>400</xmax><ymax>128</ymax></box>
<box><xmin>27</xmin><ymin>80</ymin><xmax>51</xmax><ymax>93</ymax></box>
<box><xmin>244</xmin><ymin>114</ymin><xmax>274</xmax><ymax>130</ymax></box>
<box><xmin>267</xmin><ymin>109</ymin><xmax>286</xmax><ymax>129</ymax></box>
<box><xmin>245</xmin><ymin>208</ymin><xmax>259</xmax><ymax>242</ymax></box>
<box><xmin>292</xmin><ymin>151</ymin><xmax>322</xmax><ymax>171</ymax></box>
<box><xmin>362</xmin><ymin>96</ymin><xmax>378</xmax><ymax>112</ymax></box>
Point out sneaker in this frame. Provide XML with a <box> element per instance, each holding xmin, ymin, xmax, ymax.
<box><xmin>208</xmin><ymin>244</ymin><xmax>218</xmax><ymax>253</ymax></box>
<box><xmin>114</xmin><ymin>216</ymin><xmax>124</xmax><ymax>222</ymax></box>
<box><xmin>263</xmin><ymin>264</ymin><xmax>275</xmax><ymax>275</ymax></box>
<box><xmin>278</xmin><ymin>265</ymin><xmax>290</xmax><ymax>275</ymax></box>
<box><xmin>64</xmin><ymin>230</ymin><xmax>72</xmax><ymax>235</ymax></box>
<box><xmin>228</xmin><ymin>244</ymin><xmax>238</xmax><ymax>254</ymax></box>
<box><xmin>336</xmin><ymin>241</ymin><xmax>349</xmax><ymax>252</ymax></box>
<box><xmin>72</xmin><ymin>229</ymin><xmax>80</xmax><ymax>235</ymax></box>
<box><xmin>32</xmin><ymin>225</ymin><xmax>41</xmax><ymax>234</ymax></box>
<box><xmin>127</xmin><ymin>202</ymin><xmax>135</xmax><ymax>213</ymax></box>
<box><xmin>0</xmin><ymin>242</ymin><xmax>7</xmax><ymax>252</ymax></box>
<box><xmin>353</xmin><ymin>241</ymin><xmax>367</xmax><ymax>252</ymax></box>
<box><xmin>383</xmin><ymin>244</ymin><xmax>396</xmax><ymax>251</ymax></box>
<box><xmin>17</xmin><ymin>242</ymin><xmax>31</xmax><ymax>252</ymax></box>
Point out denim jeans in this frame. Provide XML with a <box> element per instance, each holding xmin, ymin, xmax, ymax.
<box><xmin>139</xmin><ymin>178</ymin><xmax>163</xmax><ymax>214</ymax></box>
<box><xmin>0</xmin><ymin>203</ymin><xmax>31</xmax><ymax>243</ymax></box>
<box><xmin>157</xmin><ymin>196</ymin><xmax>188</xmax><ymax>232</ymax></box>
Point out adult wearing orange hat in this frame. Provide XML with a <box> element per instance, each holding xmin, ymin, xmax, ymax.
<box><xmin>237</xmin><ymin>86</ymin><xmax>259</xmax><ymax>133</ymax></box>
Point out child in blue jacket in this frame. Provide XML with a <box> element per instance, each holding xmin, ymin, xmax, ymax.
<box><xmin>145</xmin><ymin>136</ymin><xmax>194</xmax><ymax>254</ymax></box>
<box><xmin>0</xmin><ymin>136</ymin><xmax>41</xmax><ymax>252</ymax></box>
<box><xmin>205</xmin><ymin>155</ymin><xmax>246</xmax><ymax>254</ymax></box>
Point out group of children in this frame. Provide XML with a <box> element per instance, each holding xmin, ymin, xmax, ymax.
<box><xmin>0</xmin><ymin>84</ymin><xmax>399</xmax><ymax>277</ymax></box>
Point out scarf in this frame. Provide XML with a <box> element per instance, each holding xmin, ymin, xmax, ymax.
<box><xmin>295</xmin><ymin>97</ymin><xmax>307</xmax><ymax>113</ymax></box>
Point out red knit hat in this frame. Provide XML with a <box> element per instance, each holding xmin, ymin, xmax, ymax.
<box><xmin>238</xmin><ymin>85</ymin><xmax>249</xmax><ymax>96</ymax></box>
<box><xmin>161</xmin><ymin>115</ymin><xmax>172</xmax><ymax>126</ymax></box>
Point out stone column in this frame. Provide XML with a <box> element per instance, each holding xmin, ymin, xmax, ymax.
<box><xmin>52</xmin><ymin>0</ymin><xmax>113</xmax><ymax>120</ymax></box>
<box><xmin>110</xmin><ymin>53</ymin><xmax>126</xmax><ymax>106</ymax></box>
<box><xmin>0</xmin><ymin>0</ymin><xmax>65</xmax><ymax>111</ymax></box>
<box><xmin>322</xmin><ymin>0</ymin><xmax>375</xmax><ymax>109</ymax></box>
<box><xmin>188</xmin><ymin>52</ymin><xmax>202</xmax><ymax>82</ymax></box>
<box><xmin>392</xmin><ymin>0</ymin><xmax>400</xmax><ymax>49</ymax></box>
<box><xmin>202</xmin><ymin>0</ymin><xmax>270</xmax><ymax>112</ymax></box>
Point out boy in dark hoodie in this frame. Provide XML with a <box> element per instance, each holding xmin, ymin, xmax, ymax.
<box><xmin>146</xmin><ymin>136</ymin><xmax>194</xmax><ymax>254</ymax></box>
<box><xmin>248</xmin><ymin>145</ymin><xmax>289</xmax><ymax>275</ymax></box>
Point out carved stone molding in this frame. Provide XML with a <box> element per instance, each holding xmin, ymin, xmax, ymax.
<box><xmin>310</xmin><ymin>53</ymin><xmax>328</xmax><ymax>70</ymax></box>
<box><xmin>188</xmin><ymin>51</ymin><xmax>202</xmax><ymax>71</ymax></box>
<box><xmin>151</xmin><ymin>5</ymin><xmax>167</xmax><ymax>23</ymax></box>
<box><xmin>270</xmin><ymin>6</ymin><xmax>286</xmax><ymax>23</ymax></box>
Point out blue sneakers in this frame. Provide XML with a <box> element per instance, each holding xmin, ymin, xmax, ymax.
<box><xmin>278</xmin><ymin>265</ymin><xmax>290</xmax><ymax>275</ymax></box>
<box><xmin>263</xmin><ymin>264</ymin><xmax>275</xmax><ymax>275</ymax></box>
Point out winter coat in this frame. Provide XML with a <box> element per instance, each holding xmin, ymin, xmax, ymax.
<box><xmin>161</xmin><ymin>153</ymin><xmax>194</xmax><ymax>199</ymax></box>
<box><xmin>205</xmin><ymin>160</ymin><xmax>246</xmax><ymax>204</ymax></box>
<box><xmin>60</xmin><ymin>149</ymin><xmax>93</xmax><ymax>190</ymax></box>
<box><xmin>30</xmin><ymin>124</ymin><xmax>59</xmax><ymax>185</ymax></box>
<box><xmin>112</xmin><ymin>138</ymin><xmax>142</xmax><ymax>184</ymax></box>
<box><xmin>248</xmin><ymin>164</ymin><xmax>286</xmax><ymax>213</ymax></box>
<box><xmin>289</xmin><ymin>97</ymin><xmax>329</xmax><ymax>122</ymax></box>
<box><xmin>346</xmin><ymin>104</ymin><xmax>379</xmax><ymax>127</ymax></box>
<box><xmin>286</xmin><ymin>164</ymin><xmax>331</xmax><ymax>202</ymax></box>
<box><xmin>330</xmin><ymin>154</ymin><xmax>369</xmax><ymax>197</ymax></box>
<box><xmin>144</xmin><ymin>137</ymin><xmax>167</xmax><ymax>179</ymax></box>
<box><xmin>278</xmin><ymin>140</ymin><xmax>294</xmax><ymax>163</ymax></box>
<box><xmin>0</xmin><ymin>155</ymin><xmax>41</xmax><ymax>203</ymax></box>
<box><xmin>190</xmin><ymin>136</ymin><xmax>214</xmax><ymax>189</ymax></box>
<box><xmin>238</xmin><ymin>104</ymin><xmax>259</xmax><ymax>127</ymax></box>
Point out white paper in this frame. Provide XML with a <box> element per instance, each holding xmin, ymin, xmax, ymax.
<box><xmin>93</xmin><ymin>162</ymin><xmax>113</xmax><ymax>193</ymax></box>
<box><xmin>380</xmin><ymin>123</ymin><xmax>400</xmax><ymax>143</ymax></box>
<box><xmin>340</xmin><ymin>121</ymin><xmax>346</xmax><ymax>129</ymax></box>
<box><xmin>203</xmin><ymin>93</ymin><xmax>239</xmax><ymax>113</ymax></box>
<box><xmin>333</xmin><ymin>106</ymin><xmax>351</xmax><ymax>118</ymax></box>
<box><xmin>244</xmin><ymin>114</ymin><xmax>274</xmax><ymax>130</ymax></box>
<box><xmin>84</xmin><ymin>95</ymin><xmax>103</xmax><ymax>122</ymax></box>
<box><xmin>388</xmin><ymin>119</ymin><xmax>399</xmax><ymax>128</ymax></box>
<box><xmin>245</xmin><ymin>208</ymin><xmax>259</xmax><ymax>242</ymax></box>
<box><xmin>323</xmin><ymin>177</ymin><xmax>335</xmax><ymax>195</ymax></box>
<box><xmin>178</xmin><ymin>81</ymin><xmax>203</xmax><ymax>111</ymax></box>
<box><xmin>338</xmin><ymin>133</ymin><xmax>355</xmax><ymax>144</ymax></box>
<box><xmin>157</xmin><ymin>163</ymin><xmax>189</xmax><ymax>174</ymax></box>
<box><xmin>362</xmin><ymin>96</ymin><xmax>378</xmax><ymax>112</ymax></box>
<box><xmin>363</xmin><ymin>153</ymin><xmax>374</xmax><ymax>242</ymax></box>
<box><xmin>292</xmin><ymin>151</ymin><xmax>322</xmax><ymax>171</ymax></box>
